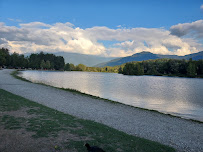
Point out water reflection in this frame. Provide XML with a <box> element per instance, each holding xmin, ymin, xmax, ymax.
<box><xmin>21</xmin><ymin>71</ymin><xmax>203</xmax><ymax>122</ymax></box>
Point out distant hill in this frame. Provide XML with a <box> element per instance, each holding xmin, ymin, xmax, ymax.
<box><xmin>54</xmin><ymin>52</ymin><xmax>115</xmax><ymax>67</ymax></box>
<box><xmin>24</xmin><ymin>52</ymin><xmax>115</xmax><ymax>67</ymax></box>
<box><xmin>95</xmin><ymin>51</ymin><xmax>203</xmax><ymax>67</ymax></box>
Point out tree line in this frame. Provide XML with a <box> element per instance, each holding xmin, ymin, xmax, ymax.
<box><xmin>64</xmin><ymin>63</ymin><xmax>121</xmax><ymax>73</ymax></box>
<box><xmin>0</xmin><ymin>47</ymin><xmax>119</xmax><ymax>72</ymax></box>
<box><xmin>0</xmin><ymin>48</ymin><xmax>65</xmax><ymax>70</ymax></box>
<box><xmin>64</xmin><ymin>58</ymin><xmax>203</xmax><ymax>78</ymax></box>
<box><xmin>119</xmin><ymin>58</ymin><xmax>203</xmax><ymax>78</ymax></box>
<box><xmin>1</xmin><ymin>47</ymin><xmax>202</xmax><ymax>78</ymax></box>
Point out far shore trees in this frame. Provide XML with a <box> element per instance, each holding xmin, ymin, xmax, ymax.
<box><xmin>0</xmin><ymin>48</ymin><xmax>65</xmax><ymax>70</ymax></box>
<box><xmin>63</xmin><ymin>57</ymin><xmax>203</xmax><ymax>78</ymax></box>
<box><xmin>1</xmin><ymin>47</ymin><xmax>202</xmax><ymax>78</ymax></box>
<box><xmin>29</xmin><ymin>52</ymin><xmax>65</xmax><ymax>70</ymax></box>
<box><xmin>119</xmin><ymin>58</ymin><xmax>203</xmax><ymax>77</ymax></box>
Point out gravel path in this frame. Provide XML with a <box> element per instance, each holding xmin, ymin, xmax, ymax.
<box><xmin>0</xmin><ymin>69</ymin><xmax>203</xmax><ymax>152</ymax></box>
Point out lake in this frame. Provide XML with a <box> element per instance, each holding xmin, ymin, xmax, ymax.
<box><xmin>20</xmin><ymin>70</ymin><xmax>203</xmax><ymax>122</ymax></box>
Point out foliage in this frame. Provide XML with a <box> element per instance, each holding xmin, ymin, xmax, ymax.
<box><xmin>122</xmin><ymin>62</ymin><xmax>144</xmax><ymax>75</ymax></box>
<box><xmin>64</xmin><ymin>63</ymin><xmax>76</xmax><ymax>71</ymax></box>
<box><xmin>120</xmin><ymin>58</ymin><xmax>203</xmax><ymax>78</ymax></box>
<box><xmin>1</xmin><ymin>47</ymin><xmax>202</xmax><ymax>78</ymax></box>
<box><xmin>29</xmin><ymin>51</ymin><xmax>64</xmax><ymax>70</ymax></box>
<box><xmin>0</xmin><ymin>48</ymin><xmax>10</xmax><ymax>66</ymax></box>
<box><xmin>64</xmin><ymin>63</ymin><xmax>123</xmax><ymax>73</ymax></box>
<box><xmin>76</xmin><ymin>64</ymin><xmax>86</xmax><ymax>71</ymax></box>
<box><xmin>0</xmin><ymin>48</ymin><xmax>64</xmax><ymax>70</ymax></box>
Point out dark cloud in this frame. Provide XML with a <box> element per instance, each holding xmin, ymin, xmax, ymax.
<box><xmin>170</xmin><ymin>20</ymin><xmax>203</xmax><ymax>38</ymax></box>
<box><xmin>0</xmin><ymin>38</ymin><xmax>7</xmax><ymax>44</ymax></box>
<box><xmin>0</xmin><ymin>25</ymin><xmax>57</xmax><ymax>45</ymax></box>
<box><xmin>170</xmin><ymin>28</ymin><xmax>188</xmax><ymax>37</ymax></box>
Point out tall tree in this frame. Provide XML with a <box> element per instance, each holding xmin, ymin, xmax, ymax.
<box><xmin>187</xmin><ymin>60</ymin><xmax>196</xmax><ymax>77</ymax></box>
<box><xmin>40</xmin><ymin>60</ymin><xmax>46</xmax><ymax>69</ymax></box>
<box><xmin>64</xmin><ymin>63</ymin><xmax>71</xmax><ymax>71</ymax></box>
<box><xmin>0</xmin><ymin>48</ymin><xmax>10</xmax><ymax>67</ymax></box>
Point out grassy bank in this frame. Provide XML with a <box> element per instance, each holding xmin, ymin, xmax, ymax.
<box><xmin>0</xmin><ymin>89</ymin><xmax>175</xmax><ymax>152</ymax></box>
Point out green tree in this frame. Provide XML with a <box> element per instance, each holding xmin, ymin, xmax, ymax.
<box><xmin>10</xmin><ymin>52</ymin><xmax>19</xmax><ymax>68</ymax></box>
<box><xmin>0</xmin><ymin>51</ymin><xmax>6</xmax><ymax>66</ymax></box>
<box><xmin>178</xmin><ymin>59</ymin><xmax>187</xmax><ymax>75</ymax></box>
<box><xmin>45</xmin><ymin>60</ymin><xmax>51</xmax><ymax>69</ymax></box>
<box><xmin>76</xmin><ymin>64</ymin><xmax>86</xmax><ymax>71</ymax></box>
<box><xmin>122</xmin><ymin>62</ymin><xmax>144</xmax><ymax>75</ymax></box>
<box><xmin>40</xmin><ymin>60</ymin><xmax>46</xmax><ymax>69</ymax></box>
<box><xmin>187</xmin><ymin>62</ymin><xmax>196</xmax><ymax>77</ymax></box>
<box><xmin>64</xmin><ymin>63</ymin><xmax>71</xmax><ymax>71</ymax></box>
<box><xmin>196</xmin><ymin>60</ymin><xmax>203</xmax><ymax>76</ymax></box>
<box><xmin>118</xmin><ymin>67</ymin><xmax>123</xmax><ymax>74</ymax></box>
<box><xmin>54</xmin><ymin>56</ymin><xmax>65</xmax><ymax>70</ymax></box>
<box><xmin>132</xmin><ymin>63</ymin><xmax>144</xmax><ymax>75</ymax></box>
<box><xmin>0</xmin><ymin>48</ymin><xmax>10</xmax><ymax>67</ymax></box>
<box><xmin>69</xmin><ymin>63</ymin><xmax>75</xmax><ymax>71</ymax></box>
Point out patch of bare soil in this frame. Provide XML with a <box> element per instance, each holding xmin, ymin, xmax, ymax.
<box><xmin>0</xmin><ymin>107</ymin><xmax>91</xmax><ymax>152</ymax></box>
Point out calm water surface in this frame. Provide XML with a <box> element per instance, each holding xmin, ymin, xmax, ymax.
<box><xmin>20</xmin><ymin>71</ymin><xmax>203</xmax><ymax>122</ymax></box>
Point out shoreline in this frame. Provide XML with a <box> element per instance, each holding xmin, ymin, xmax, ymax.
<box><xmin>1</xmin><ymin>69</ymin><xmax>203</xmax><ymax>151</ymax></box>
<box><xmin>13</xmin><ymin>70</ymin><xmax>203</xmax><ymax>124</ymax></box>
<box><xmin>0</xmin><ymin>88</ymin><xmax>175</xmax><ymax>152</ymax></box>
<box><xmin>20</xmin><ymin>68</ymin><xmax>203</xmax><ymax>78</ymax></box>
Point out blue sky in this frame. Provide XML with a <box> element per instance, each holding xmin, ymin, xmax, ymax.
<box><xmin>1</xmin><ymin>0</ymin><xmax>202</xmax><ymax>28</ymax></box>
<box><xmin>0</xmin><ymin>0</ymin><xmax>203</xmax><ymax>56</ymax></box>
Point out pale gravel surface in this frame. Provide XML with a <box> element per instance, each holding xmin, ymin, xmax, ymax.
<box><xmin>0</xmin><ymin>69</ymin><xmax>203</xmax><ymax>152</ymax></box>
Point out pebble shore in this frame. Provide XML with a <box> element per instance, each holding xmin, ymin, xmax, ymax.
<box><xmin>0</xmin><ymin>69</ymin><xmax>202</xmax><ymax>152</ymax></box>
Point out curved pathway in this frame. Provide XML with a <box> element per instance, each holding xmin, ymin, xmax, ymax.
<box><xmin>0</xmin><ymin>69</ymin><xmax>202</xmax><ymax>152</ymax></box>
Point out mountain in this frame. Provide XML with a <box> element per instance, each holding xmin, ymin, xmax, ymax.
<box><xmin>53</xmin><ymin>52</ymin><xmax>115</xmax><ymax>67</ymax></box>
<box><xmin>24</xmin><ymin>51</ymin><xmax>115</xmax><ymax>67</ymax></box>
<box><xmin>95</xmin><ymin>51</ymin><xmax>203</xmax><ymax>67</ymax></box>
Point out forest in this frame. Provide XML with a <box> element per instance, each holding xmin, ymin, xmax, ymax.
<box><xmin>120</xmin><ymin>59</ymin><xmax>203</xmax><ymax>78</ymax></box>
<box><xmin>0</xmin><ymin>48</ymin><xmax>65</xmax><ymax>70</ymax></box>
<box><xmin>1</xmin><ymin>47</ymin><xmax>203</xmax><ymax>78</ymax></box>
<box><xmin>64</xmin><ymin>58</ymin><xmax>203</xmax><ymax>78</ymax></box>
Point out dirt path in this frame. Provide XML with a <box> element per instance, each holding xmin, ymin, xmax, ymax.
<box><xmin>0</xmin><ymin>69</ymin><xmax>203</xmax><ymax>152</ymax></box>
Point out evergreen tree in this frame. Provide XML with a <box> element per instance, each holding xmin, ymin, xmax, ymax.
<box><xmin>187</xmin><ymin>62</ymin><xmax>196</xmax><ymax>77</ymax></box>
<box><xmin>45</xmin><ymin>60</ymin><xmax>51</xmax><ymax>69</ymax></box>
<box><xmin>64</xmin><ymin>63</ymin><xmax>71</xmax><ymax>71</ymax></box>
<box><xmin>40</xmin><ymin>60</ymin><xmax>46</xmax><ymax>69</ymax></box>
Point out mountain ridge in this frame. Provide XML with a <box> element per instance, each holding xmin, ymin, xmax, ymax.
<box><xmin>95</xmin><ymin>51</ymin><xmax>203</xmax><ymax>67</ymax></box>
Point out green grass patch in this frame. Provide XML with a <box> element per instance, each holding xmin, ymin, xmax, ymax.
<box><xmin>0</xmin><ymin>115</ymin><xmax>26</xmax><ymax>129</ymax></box>
<box><xmin>0</xmin><ymin>88</ymin><xmax>176</xmax><ymax>152</ymax></box>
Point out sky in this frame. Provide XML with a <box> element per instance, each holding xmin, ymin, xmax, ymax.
<box><xmin>0</xmin><ymin>0</ymin><xmax>203</xmax><ymax>57</ymax></box>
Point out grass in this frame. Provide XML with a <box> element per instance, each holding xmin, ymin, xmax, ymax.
<box><xmin>0</xmin><ymin>88</ymin><xmax>176</xmax><ymax>152</ymax></box>
<box><xmin>11</xmin><ymin>70</ymin><xmax>203</xmax><ymax>124</ymax></box>
<box><xmin>1</xmin><ymin>115</ymin><xmax>26</xmax><ymax>130</ymax></box>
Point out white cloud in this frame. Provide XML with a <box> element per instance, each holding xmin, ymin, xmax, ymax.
<box><xmin>0</xmin><ymin>21</ymin><xmax>202</xmax><ymax>57</ymax></box>
<box><xmin>20</xmin><ymin>22</ymin><xmax>52</xmax><ymax>28</ymax></box>
<box><xmin>201</xmin><ymin>4</ymin><xmax>203</xmax><ymax>10</ymax></box>
<box><xmin>7</xmin><ymin>18</ymin><xmax>22</xmax><ymax>22</ymax></box>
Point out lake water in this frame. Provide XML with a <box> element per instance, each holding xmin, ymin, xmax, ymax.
<box><xmin>20</xmin><ymin>70</ymin><xmax>203</xmax><ymax>122</ymax></box>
